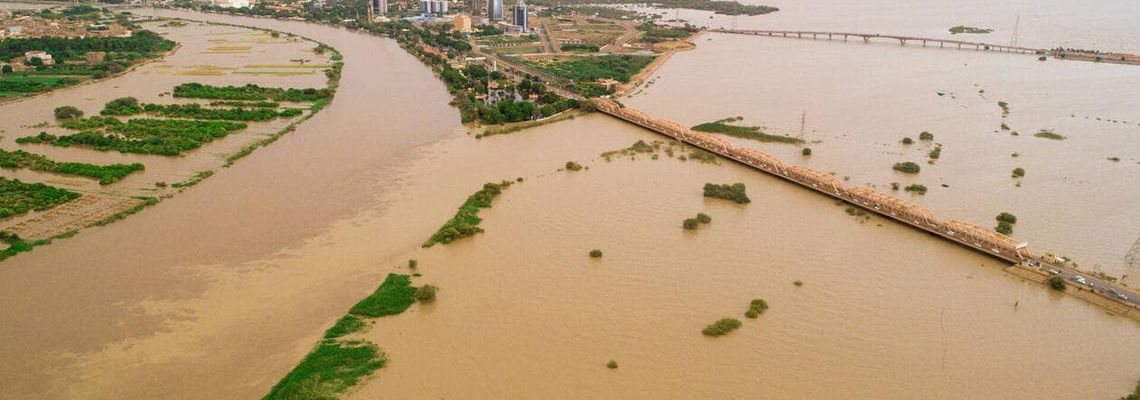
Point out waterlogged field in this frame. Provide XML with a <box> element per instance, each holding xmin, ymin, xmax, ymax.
<box><xmin>0</xmin><ymin>20</ymin><xmax>336</xmax><ymax>243</ymax></box>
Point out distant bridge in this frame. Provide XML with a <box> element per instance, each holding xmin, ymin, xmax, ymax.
<box><xmin>712</xmin><ymin>28</ymin><xmax>1045</xmax><ymax>55</ymax></box>
<box><xmin>591</xmin><ymin>98</ymin><xmax>1140</xmax><ymax>315</ymax></box>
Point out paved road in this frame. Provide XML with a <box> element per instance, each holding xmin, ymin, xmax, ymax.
<box><xmin>1032</xmin><ymin>261</ymin><xmax>1138</xmax><ymax>306</ymax></box>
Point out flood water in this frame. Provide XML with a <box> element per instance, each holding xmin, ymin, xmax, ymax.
<box><xmin>0</xmin><ymin>3</ymin><xmax>1136</xmax><ymax>400</ymax></box>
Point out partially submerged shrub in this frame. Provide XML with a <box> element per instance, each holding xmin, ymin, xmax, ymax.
<box><xmin>996</xmin><ymin>212</ymin><xmax>1017</xmax><ymax>224</ymax></box>
<box><xmin>1034</xmin><ymin>129</ymin><xmax>1065</xmax><ymax>140</ymax></box>
<box><xmin>565</xmin><ymin>161</ymin><xmax>583</xmax><ymax>171</ymax></box>
<box><xmin>696</xmin><ymin>213</ymin><xmax>711</xmax><ymax>224</ymax></box>
<box><xmin>918</xmin><ymin>131</ymin><xmax>934</xmax><ymax>141</ymax></box>
<box><xmin>606</xmin><ymin>360</ymin><xmax>618</xmax><ymax>369</ymax></box>
<box><xmin>589</xmin><ymin>249</ymin><xmax>603</xmax><ymax>258</ymax></box>
<box><xmin>415</xmin><ymin>284</ymin><xmax>439</xmax><ymax>302</ymax></box>
<box><xmin>793</xmin><ymin>280</ymin><xmax>804</xmax><ymax>287</ymax></box>
<box><xmin>1012</xmin><ymin>167</ymin><xmax>1025</xmax><ymax>178</ymax></box>
<box><xmin>53</xmin><ymin>105</ymin><xmax>83</xmax><ymax>120</ymax></box>
<box><xmin>702</xmin><ymin>318</ymin><xmax>742</xmax><ymax>336</ymax></box>
<box><xmin>892</xmin><ymin>162</ymin><xmax>921</xmax><ymax>174</ymax></box>
<box><xmin>801</xmin><ymin>147</ymin><xmax>812</xmax><ymax>156</ymax></box>
<box><xmin>703</xmin><ymin>183</ymin><xmax>750</xmax><ymax>204</ymax></box>
<box><xmin>682</xmin><ymin>218</ymin><xmax>700</xmax><ymax>230</ymax></box>
<box><xmin>995</xmin><ymin>221</ymin><xmax>1013</xmax><ymax>235</ymax></box>
<box><xmin>901</xmin><ymin>137</ymin><xmax>913</xmax><ymax>145</ymax></box>
<box><xmin>904</xmin><ymin>184</ymin><xmax>928</xmax><ymax>194</ymax></box>
<box><xmin>744</xmin><ymin>298</ymin><xmax>768</xmax><ymax>319</ymax></box>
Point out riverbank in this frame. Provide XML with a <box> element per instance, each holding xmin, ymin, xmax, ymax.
<box><xmin>615</xmin><ymin>30</ymin><xmax>704</xmax><ymax>97</ymax></box>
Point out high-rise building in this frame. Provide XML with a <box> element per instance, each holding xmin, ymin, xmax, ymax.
<box><xmin>511</xmin><ymin>0</ymin><xmax>527</xmax><ymax>32</ymax></box>
<box><xmin>421</xmin><ymin>0</ymin><xmax>447</xmax><ymax>14</ymax></box>
<box><xmin>367</xmin><ymin>0</ymin><xmax>387</xmax><ymax>20</ymax></box>
<box><xmin>487</xmin><ymin>0</ymin><xmax>504</xmax><ymax>21</ymax></box>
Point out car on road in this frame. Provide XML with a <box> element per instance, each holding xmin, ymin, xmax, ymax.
<box><xmin>1074</xmin><ymin>276</ymin><xmax>1088</xmax><ymax>285</ymax></box>
<box><xmin>1046</xmin><ymin>269</ymin><xmax>1060</xmax><ymax>275</ymax></box>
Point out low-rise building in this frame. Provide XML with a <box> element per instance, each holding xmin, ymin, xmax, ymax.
<box><xmin>453</xmin><ymin>14</ymin><xmax>472</xmax><ymax>32</ymax></box>
<box><xmin>24</xmin><ymin>51</ymin><xmax>54</xmax><ymax>66</ymax></box>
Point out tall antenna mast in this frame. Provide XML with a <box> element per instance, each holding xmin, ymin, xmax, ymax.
<box><xmin>1010</xmin><ymin>14</ymin><xmax>1020</xmax><ymax>47</ymax></box>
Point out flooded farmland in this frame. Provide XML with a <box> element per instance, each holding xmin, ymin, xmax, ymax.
<box><xmin>0</xmin><ymin>2</ymin><xmax>1137</xmax><ymax>400</ymax></box>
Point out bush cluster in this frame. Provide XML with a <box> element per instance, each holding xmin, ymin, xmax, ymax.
<box><xmin>703</xmin><ymin>183</ymin><xmax>750</xmax><ymax>204</ymax></box>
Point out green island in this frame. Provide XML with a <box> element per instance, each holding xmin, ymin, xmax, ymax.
<box><xmin>949</xmin><ymin>26</ymin><xmax>993</xmax><ymax>34</ymax></box>
<box><xmin>744</xmin><ymin>298</ymin><xmax>768</xmax><ymax>319</ymax></box>
<box><xmin>904</xmin><ymin>184</ymin><xmax>928</xmax><ymax>195</ymax></box>
<box><xmin>265</xmin><ymin>273</ymin><xmax>420</xmax><ymax>400</ymax></box>
<box><xmin>423</xmin><ymin>180</ymin><xmax>514</xmax><ymax>247</ymax></box>
<box><xmin>0</xmin><ymin>149</ymin><xmax>143</xmax><ymax>185</ymax></box>
<box><xmin>892</xmin><ymin>162</ymin><xmax>921</xmax><ymax>174</ymax></box>
<box><xmin>172</xmin><ymin>82</ymin><xmax>332</xmax><ymax>102</ymax></box>
<box><xmin>702</xmin><ymin>317</ymin><xmax>742</xmax><ymax>336</ymax></box>
<box><xmin>682</xmin><ymin>212</ymin><xmax>711</xmax><ymax>230</ymax></box>
<box><xmin>0</xmin><ymin>177</ymin><xmax>80</xmax><ymax>219</ymax></box>
<box><xmin>703</xmin><ymin>183</ymin><xmax>750</xmax><ymax>204</ymax></box>
<box><xmin>100</xmin><ymin>96</ymin><xmax>296</xmax><ymax>121</ymax></box>
<box><xmin>17</xmin><ymin>116</ymin><xmax>248</xmax><ymax>156</ymax></box>
<box><xmin>995</xmin><ymin>212</ymin><xmax>1017</xmax><ymax>235</ymax></box>
<box><xmin>691</xmin><ymin>117</ymin><xmax>804</xmax><ymax>144</ymax></box>
<box><xmin>0</xmin><ymin>8</ymin><xmax>175</xmax><ymax>99</ymax></box>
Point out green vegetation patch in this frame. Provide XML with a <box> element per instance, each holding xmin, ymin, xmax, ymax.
<box><xmin>0</xmin><ymin>149</ymin><xmax>143</xmax><ymax>185</ymax></box>
<box><xmin>904</xmin><ymin>184</ymin><xmax>928</xmax><ymax>195</ymax></box>
<box><xmin>19</xmin><ymin>117</ymin><xmax>247</xmax><ymax>156</ymax></box>
<box><xmin>560</xmin><ymin>43</ymin><xmax>600</xmax><ymax>53</ymax></box>
<box><xmin>702</xmin><ymin>317</ymin><xmax>742</xmax><ymax>336</ymax></box>
<box><xmin>323</xmin><ymin>315</ymin><xmax>367</xmax><ymax>340</ymax></box>
<box><xmin>0</xmin><ymin>76</ymin><xmax>81</xmax><ymax>97</ymax></box>
<box><xmin>703</xmin><ymin>183</ymin><xmax>750</xmax><ymax>204</ymax></box>
<box><xmin>691</xmin><ymin>117</ymin><xmax>803</xmax><ymax>144</ymax></box>
<box><xmin>348</xmin><ymin>273</ymin><xmax>417</xmax><ymax>318</ymax></box>
<box><xmin>995</xmin><ymin>212</ymin><xmax>1017</xmax><ymax>235</ymax></box>
<box><xmin>414</xmin><ymin>284</ymin><xmax>439</xmax><ymax>302</ymax></box>
<box><xmin>1034</xmin><ymin>129</ymin><xmax>1065</xmax><ymax>140</ymax></box>
<box><xmin>173</xmin><ymin>82</ymin><xmax>332</xmax><ymax>102</ymax></box>
<box><xmin>949</xmin><ymin>26</ymin><xmax>993</xmax><ymax>34</ymax></box>
<box><xmin>531</xmin><ymin>55</ymin><xmax>654</xmax><ymax>83</ymax></box>
<box><xmin>262</xmin><ymin>340</ymin><xmax>387</xmax><ymax>400</ymax></box>
<box><xmin>892</xmin><ymin>162</ymin><xmax>921</xmax><ymax>174</ymax></box>
<box><xmin>637</xmin><ymin>22</ymin><xmax>699</xmax><ymax>43</ymax></box>
<box><xmin>0</xmin><ymin>177</ymin><xmax>80</xmax><ymax>218</ymax></box>
<box><xmin>744</xmin><ymin>298</ymin><xmax>768</xmax><ymax>318</ymax></box>
<box><xmin>422</xmin><ymin>181</ymin><xmax>513</xmax><ymax>247</ymax></box>
<box><xmin>1048</xmin><ymin>276</ymin><xmax>1067</xmax><ymax>291</ymax></box>
<box><xmin>144</xmin><ymin>103</ymin><xmax>287</xmax><ymax>121</ymax></box>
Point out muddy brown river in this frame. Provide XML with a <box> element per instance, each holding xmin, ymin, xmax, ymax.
<box><xmin>0</xmin><ymin>3</ymin><xmax>1137</xmax><ymax>400</ymax></box>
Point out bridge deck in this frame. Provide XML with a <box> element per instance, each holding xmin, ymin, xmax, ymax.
<box><xmin>591</xmin><ymin>98</ymin><xmax>1140</xmax><ymax>314</ymax></box>
<box><xmin>712</xmin><ymin>28</ymin><xmax>1044</xmax><ymax>54</ymax></box>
